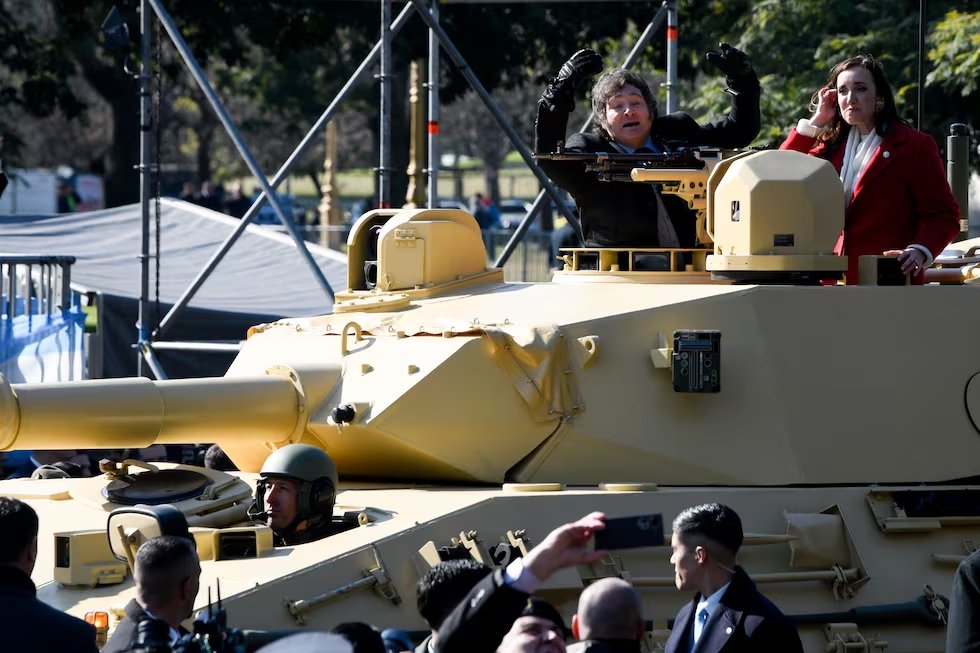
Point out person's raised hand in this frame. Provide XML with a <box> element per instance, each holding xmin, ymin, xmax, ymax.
<box><xmin>705</xmin><ymin>42</ymin><xmax>753</xmax><ymax>79</ymax></box>
<box><xmin>811</xmin><ymin>87</ymin><xmax>838</xmax><ymax>129</ymax></box>
<box><xmin>523</xmin><ymin>512</ymin><xmax>608</xmax><ymax>582</ymax></box>
<box><xmin>555</xmin><ymin>49</ymin><xmax>604</xmax><ymax>89</ymax></box>
<box><xmin>884</xmin><ymin>248</ymin><xmax>928</xmax><ymax>275</ymax></box>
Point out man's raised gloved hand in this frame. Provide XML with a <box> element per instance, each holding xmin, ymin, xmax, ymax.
<box><xmin>705</xmin><ymin>42</ymin><xmax>756</xmax><ymax>90</ymax></box>
<box><xmin>542</xmin><ymin>48</ymin><xmax>604</xmax><ymax>112</ymax></box>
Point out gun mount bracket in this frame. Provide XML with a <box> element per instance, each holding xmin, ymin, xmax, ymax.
<box><xmin>824</xmin><ymin>623</ymin><xmax>887</xmax><ymax>653</ymax></box>
<box><xmin>283</xmin><ymin>544</ymin><xmax>400</xmax><ymax>626</ymax></box>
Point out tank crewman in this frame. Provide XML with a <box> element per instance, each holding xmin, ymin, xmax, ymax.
<box><xmin>0</xmin><ymin>497</ymin><xmax>99</xmax><ymax>653</ymax></box>
<box><xmin>534</xmin><ymin>44</ymin><xmax>760</xmax><ymax>250</ymax></box>
<box><xmin>101</xmin><ymin>535</ymin><xmax>200</xmax><ymax>653</ymax></box>
<box><xmin>664</xmin><ymin>503</ymin><xmax>802</xmax><ymax>653</ymax></box>
<box><xmin>254</xmin><ymin>443</ymin><xmax>339</xmax><ymax>546</ymax></box>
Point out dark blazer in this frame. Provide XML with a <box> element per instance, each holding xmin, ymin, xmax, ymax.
<box><xmin>0</xmin><ymin>172</ymin><xmax>7</xmax><ymax>200</ymax></box>
<box><xmin>664</xmin><ymin>567</ymin><xmax>802</xmax><ymax>653</ymax></box>
<box><xmin>0</xmin><ymin>565</ymin><xmax>99</xmax><ymax>653</ymax></box>
<box><xmin>780</xmin><ymin>121</ymin><xmax>959</xmax><ymax>284</ymax></box>
<box><xmin>947</xmin><ymin>549</ymin><xmax>980</xmax><ymax>653</ymax></box>
<box><xmin>534</xmin><ymin>75</ymin><xmax>761</xmax><ymax>248</ymax></box>
<box><xmin>433</xmin><ymin>567</ymin><xmax>532</xmax><ymax>653</ymax></box>
<box><xmin>102</xmin><ymin>598</ymin><xmax>189</xmax><ymax>653</ymax></box>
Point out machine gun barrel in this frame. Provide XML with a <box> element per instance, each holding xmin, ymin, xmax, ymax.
<box><xmin>533</xmin><ymin>150</ymin><xmax>707</xmax><ymax>182</ymax></box>
<box><xmin>0</xmin><ymin>373</ymin><xmax>303</xmax><ymax>452</ymax></box>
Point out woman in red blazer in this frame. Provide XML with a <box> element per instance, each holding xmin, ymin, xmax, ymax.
<box><xmin>779</xmin><ymin>54</ymin><xmax>959</xmax><ymax>284</ymax></box>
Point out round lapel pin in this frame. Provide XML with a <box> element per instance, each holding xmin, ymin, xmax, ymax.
<box><xmin>883</xmin><ymin>151</ymin><xmax>890</xmax><ymax>158</ymax></box>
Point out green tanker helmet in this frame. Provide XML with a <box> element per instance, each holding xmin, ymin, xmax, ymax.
<box><xmin>259</xmin><ymin>444</ymin><xmax>339</xmax><ymax>519</ymax></box>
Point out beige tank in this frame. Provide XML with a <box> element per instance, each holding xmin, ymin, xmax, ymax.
<box><xmin>0</xmin><ymin>148</ymin><xmax>971</xmax><ymax>652</ymax></box>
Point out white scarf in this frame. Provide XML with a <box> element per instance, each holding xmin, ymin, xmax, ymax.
<box><xmin>839</xmin><ymin>126</ymin><xmax>882</xmax><ymax>206</ymax></box>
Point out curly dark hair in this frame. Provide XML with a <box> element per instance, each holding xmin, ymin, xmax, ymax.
<box><xmin>590</xmin><ymin>68</ymin><xmax>659</xmax><ymax>141</ymax></box>
<box><xmin>813</xmin><ymin>54</ymin><xmax>907</xmax><ymax>148</ymax></box>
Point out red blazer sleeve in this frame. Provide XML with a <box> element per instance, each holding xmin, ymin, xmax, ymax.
<box><xmin>908</xmin><ymin>131</ymin><xmax>960</xmax><ymax>257</ymax></box>
<box><xmin>779</xmin><ymin>128</ymin><xmax>821</xmax><ymax>154</ymax></box>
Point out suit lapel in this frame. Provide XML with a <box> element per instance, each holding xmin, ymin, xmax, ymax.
<box><xmin>693</xmin><ymin>605</ymin><xmax>739</xmax><ymax>653</ymax></box>
<box><xmin>665</xmin><ymin>599</ymin><xmax>697</xmax><ymax>653</ymax></box>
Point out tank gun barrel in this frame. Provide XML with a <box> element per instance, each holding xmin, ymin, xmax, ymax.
<box><xmin>0</xmin><ymin>372</ymin><xmax>303</xmax><ymax>452</ymax></box>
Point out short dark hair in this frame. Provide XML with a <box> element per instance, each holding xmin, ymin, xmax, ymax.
<box><xmin>416</xmin><ymin>559</ymin><xmax>491</xmax><ymax>630</ymax></box>
<box><xmin>134</xmin><ymin>535</ymin><xmax>198</xmax><ymax>606</ymax></box>
<box><xmin>204</xmin><ymin>444</ymin><xmax>238</xmax><ymax>471</ymax></box>
<box><xmin>590</xmin><ymin>68</ymin><xmax>659</xmax><ymax>141</ymax></box>
<box><xmin>0</xmin><ymin>497</ymin><xmax>39</xmax><ymax>563</ymax></box>
<box><xmin>672</xmin><ymin>503</ymin><xmax>743</xmax><ymax>557</ymax></box>
<box><xmin>331</xmin><ymin>622</ymin><xmax>385</xmax><ymax>653</ymax></box>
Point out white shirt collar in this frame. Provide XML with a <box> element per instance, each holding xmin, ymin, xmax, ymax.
<box><xmin>695</xmin><ymin>581</ymin><xmax>731</xmax><ymax>621</ymax></box>
<box><xmin>143</xmin><ymin>609</ymin><xmax>180</xmax><ymax>647</ymax></box>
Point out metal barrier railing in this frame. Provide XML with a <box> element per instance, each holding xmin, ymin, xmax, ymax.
<box><xmin>0</xmin><ymin>255</ymin><xmax>76</xmax><ymax>319</ymax></box>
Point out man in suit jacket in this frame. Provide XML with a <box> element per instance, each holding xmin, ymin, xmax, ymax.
<box><xmin>534</xmin><ymin>45</ymin><xmax>760</xmax><ymax>251</ymax></box>
<box><xmin>102</xmin><ymin>535</ymin><xmax>200</xmax><ymax>653</ymax></box>
<box><xmin>434</xmin><ymin>512</ymin><xmax>609</xmax><ymax>653</ymax></box>
<box><xmin>568</xmin><ymin>577</ymin><xmax>644</xmax><ymax>653</ymax></box>
<box><xmin>664</xmin><ymin>503</ymin><xmax>802</xmax><ymax>653</ymax></box>
<box><xmin>947</xmin><ymin>548</ymin><xmax>980</xmax><ymax>653</ymax></box>
<box><xmin>415</xmin><ymin>558</ymin><xmax>492</xmax><ymax>653</ymax></box>
<box><xmin>0</xmin><ymin>497</ymin><xmax>98</xmax><ymax>653</ymax></box>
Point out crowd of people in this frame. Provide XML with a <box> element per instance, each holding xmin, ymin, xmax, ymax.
<box><xmin>4</xmin><ymin>496</ymin><xmax>979</xmax><ymax>653</ymax></box>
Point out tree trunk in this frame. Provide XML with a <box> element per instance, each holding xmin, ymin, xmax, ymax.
<box><xmin>484</xmin><ymin>167</ymin><xmax>500</xmax><ymax>206</ymax></box>
<box><xmin>77</xmin><ymin>52</ymin><xmax>140</xmax><ymax>208</ymax></box>
<box><xmin>105</xmin><ymin>89</ymin><xmax>141</xmax><ymax>207</ymax></box>
<box><xmin>196</xmin><ymin>127</ymin><xmax>213</xmax><ymax>183</ymax></box>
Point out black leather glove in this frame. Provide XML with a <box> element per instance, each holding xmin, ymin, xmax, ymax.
<box><xmin>542</xmin><ymin>49</ymin><xmax>604</xmax><ymax>112</ymax></box>
<box><xmin>705</xmin><ymin>42</ymin><xmax>755</xmax><ymax>88</ymax></box>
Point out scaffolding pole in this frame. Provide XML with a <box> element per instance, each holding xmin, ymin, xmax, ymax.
<box><xmin>408</xmin><ymin>0</ymin><xmax>584</xmax><ymax>245</ymax></box>
<box><xmin>379</xmin><ymin>0</ymin><xmax>393</xmax><ymax>207</ymax></box>
<box><xmin>426</xmin><ymin>0</ymin><xmax>440</xmax><ymax>207</ymax></box>
<box><xmin>152</xmin><ymin>3</ymin><xmax>417</xmax><ymax>341</ymax></box>
<box><xmin>137</xmin><ymin>0</ymin><xmax>152</xmax><ymax>376</ymax></box>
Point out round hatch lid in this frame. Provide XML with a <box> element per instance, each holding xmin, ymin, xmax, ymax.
<box><xmin>103</xmin><ymin>469</ymin><xmax>215</xmax><ymax>505</ymax></box>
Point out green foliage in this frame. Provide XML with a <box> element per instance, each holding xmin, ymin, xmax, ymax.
<box><xmin>927</xmin><ymin>10</ymin><xmax>980</xmax><ymax>96</ymax></box>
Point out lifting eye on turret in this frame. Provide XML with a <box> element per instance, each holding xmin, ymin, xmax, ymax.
<box><xmin>331</xmin><ymin>403</ymin><xmax>357</xmax><ymax>425</ymax></box>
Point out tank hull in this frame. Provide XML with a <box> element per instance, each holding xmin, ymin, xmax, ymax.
<box><xmin>2</xmin><ymin>475</ymin><xmax>964</xmax><ymax>653</ymax></box>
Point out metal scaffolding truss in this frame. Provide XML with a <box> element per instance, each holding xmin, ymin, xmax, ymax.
<box><xmin>134</xmin><ymin>0</ymin><xmax>679</xmax><ymax>379</ymax></box>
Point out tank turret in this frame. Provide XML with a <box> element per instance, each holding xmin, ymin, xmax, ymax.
<box><xmin>1</xmin><ymin>148</ymin><xmax>975</xmax><ymax>653</ymax></box>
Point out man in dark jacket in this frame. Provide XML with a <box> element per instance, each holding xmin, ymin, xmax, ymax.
<box><xmin>434</xmin><ymin>512</ymin><xmax>608</xmax><ymax>653</ymax></box>
<box><xmin>664</xmin><ymin>503</ymin><xmax>802</xmax><ymax>653</ymax></box>
<box><xmin>947</xmin><ymin>548</ymin><xmax>980</xmax><ymax>653</ymax></box>
<box><xmin>0</xmin><ymin>497</ymin><xmax>98</xmax><ymax>653</ymax></box>
<box><xmin>416</xmin><ymin>558</ymin><xmax>492</xmax><ymax>653</ymax></box>
<box><xmin>568</xmin><ymin>577</ymin><xmax>644</xmax><ymax>653</ymax></box>
<box><xmin>102</xmin><ymin>535</ymin><xmax>200</xmax><ymax>653</ymax></box>
<box><xmin>534</xmin><ymin>44</ymin><xmax>760</xmax><ymax>250</ymax></box>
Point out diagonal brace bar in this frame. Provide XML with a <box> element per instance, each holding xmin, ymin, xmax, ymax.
<box><xmin>154</xmin><ymin>3</ymin><xmax>417</xmax><ymax>338</ymax></box>
<box><xmin>149</xmin><ymin>0</ymin><xmax>334</xmax><ymax>313</ymax></box>
<box><xmin>407</xmin><ymin>0</ymin><xmax>584</xmax><ymax>242</ymax></box>
<box><xmin>494</xmin><ymin>2</ymin><xmax>668</xmax><ymax>268</ymax></box>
